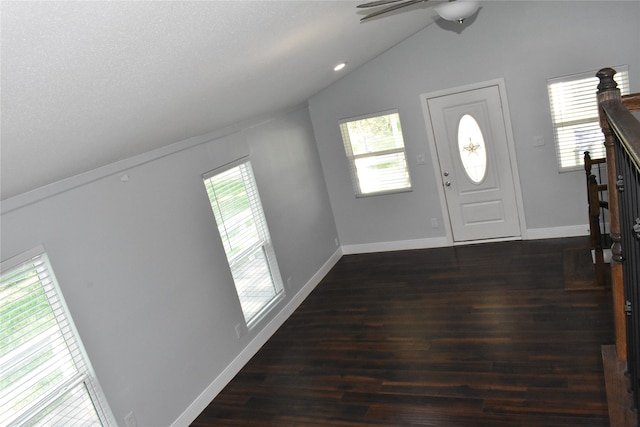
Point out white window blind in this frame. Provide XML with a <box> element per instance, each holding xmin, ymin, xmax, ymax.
<box><xmin>203</xmin><ymin>160</ymin><xmax>284</xmax><ymax>328</ymax></box>
<box><xmin>339</xmin><ymin>111</ymin><xmax>412</xmax><ymax>197</ymax></box>
<box><xmin>0</xmin><ymin>247</ymin><xmax>114</xmax><ymax>427</ymax></box>
<box><xmin>548</xmin><ymin>66</ymin><xmax>630</xmax><ymax>170</ymax></box>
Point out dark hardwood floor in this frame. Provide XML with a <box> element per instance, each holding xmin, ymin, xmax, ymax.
<box><xmin>192</xmin><ymin>237</ymin><xmax>615</xmax><ymax>426</ymax></box>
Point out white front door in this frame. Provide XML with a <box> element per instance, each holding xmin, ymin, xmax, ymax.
<box><xmin>425</xmin><ymin>83</ymin><xmax>522</xmax><ymax>242</ymax></box>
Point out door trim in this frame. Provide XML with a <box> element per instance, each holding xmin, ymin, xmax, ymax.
<box><xmin>420</xmin><ymin>78</ymin><xmax>527</xmax><ymax>246</ymax></box>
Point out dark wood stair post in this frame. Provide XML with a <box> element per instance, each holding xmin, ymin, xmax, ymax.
<box><xmin>597</xmin><ymin>67</ymin><xmax>627</xmax><ymax>361</ymax></box>
<box><xmin>584</xmin><ymin>151</ymin><xmax>608</xmax><ymax>287</ymax></box>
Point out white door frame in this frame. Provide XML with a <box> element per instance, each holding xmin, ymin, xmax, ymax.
<box><xmin>420</xmin><ymin>78</ymin><xmax>527</xmax><ymax>246</ymax></box>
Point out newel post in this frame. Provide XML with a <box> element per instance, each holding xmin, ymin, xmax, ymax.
<box><xmin>596</xmin><ymin>67</ymin><xmax>627</xmax><ymax>361</ymax></box>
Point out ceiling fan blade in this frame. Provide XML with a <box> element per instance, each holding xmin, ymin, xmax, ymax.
<box><xmin>360</xmin><ymin>0</ymin><xmax>426</xmax><ymax>22</ymax></box>
<box><xmin>357</xmin><ymin>0</ymin><xmax>405</xmax><ymax>9</ymax></box>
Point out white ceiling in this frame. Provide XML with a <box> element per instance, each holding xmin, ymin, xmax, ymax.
<box><xmin>1</xmin><ymin>0</ymin><xmax>442</xmax><ymax>200</ymax></box>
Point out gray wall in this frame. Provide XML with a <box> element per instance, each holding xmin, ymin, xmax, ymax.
<box><xmin>309</xmin><ymin>1</ymin><xmax>640</xmax><ymax>248</ymax></box>
<box><xmin>0</xmin><ymin>105</ymin><xmax>339</xmax><ymax>426</ymax></box>
<box><xmin>2</xmin><ymin>1</ymin><xmax>640</xmax><ymax>425</ymax></box>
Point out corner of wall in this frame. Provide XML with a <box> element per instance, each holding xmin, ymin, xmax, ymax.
<box><xmin>170</xmin><ymin>247</ymin><xmax>343</xmax><ymax>427</ymax></box>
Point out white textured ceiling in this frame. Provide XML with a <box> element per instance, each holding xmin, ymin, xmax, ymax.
<box><xmin>1</xmin><ymin>0</ymin><xmax>439</xmax><ymax>200</ymax></box>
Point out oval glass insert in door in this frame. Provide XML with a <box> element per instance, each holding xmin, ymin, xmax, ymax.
<box><xmin>457</xmin><ymin>114</ymin><xmax>487</xmax><ymax>183</ymax></box>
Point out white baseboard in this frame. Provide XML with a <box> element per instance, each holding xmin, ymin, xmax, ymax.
<box><xmin>592</xmin><ymin>248</ymin><xmax>612</xmax><ymax>264</ymax></box>
<box><xmin>342</xmin><ymin>226</ymin><xmax>592</xmax><ymax>254</ymax></box>
<box><xmin>341</xmin><ymin>236</ymin><xmax>449</xmax><ymax>255</ymax></box>
<box><xmin>171</xmin><ymin>247</ymin><xmax>343</xmax><ymax>427</ymax></box>
<box><xmin>526</xmin><ymin>224</ymin><xmax>590</xmax><ymax>240</ymax></box>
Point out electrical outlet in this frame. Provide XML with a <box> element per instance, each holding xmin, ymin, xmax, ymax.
<box><xmin>287</xmin><ymin>277</ymin><xmax>292</xmax><ymax>289</ymax></box>
<box><xmin>334</xmin><ymin>237</ymin><xmax>339</xmax><ymax>247</ymax></box>
<box><xmin>235</xmin><ymin>323</ymin><xmax>243</xmax><ymax>339</ymax></box>
<box><xmin>124</xmin><ymin>411</ymin><xmax>138</xmax><ymax>427</ymax></box>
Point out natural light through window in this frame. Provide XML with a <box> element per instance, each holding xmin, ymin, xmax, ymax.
<box><xmin>203</xmin><ymin>160</ymin><xmax>284</xmax><ymax>328</ymax></box>
<box><xmin>339</xmin><ymin>111</ymin><xmax>412</xmax><ymax>197</ymax></box>
<box><xmin>0</xmin><ymin>247</ymin><xmax>113</xmax><ymax>427</ymax></box>
<box><xmin>548</xmin><ymin>66</ymin><xmax>630</xmax><ymax>170</ymax></box>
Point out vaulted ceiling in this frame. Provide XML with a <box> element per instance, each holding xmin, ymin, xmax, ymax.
<box><xmin>1</xmin><ymin>1</ymin><xmax>443</xmax><ymax>200</ymax></box>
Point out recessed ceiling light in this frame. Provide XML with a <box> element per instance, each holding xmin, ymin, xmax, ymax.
<box><xmin>334</xmin><ymin>62</ymin><xmax>347</xmax><ymax>72</ymax></box>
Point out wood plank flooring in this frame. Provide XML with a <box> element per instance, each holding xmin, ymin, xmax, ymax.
<box><xmin>192</xmin><ymin>237</ymin><xmax>615</xmax><ymax>426</ymax></box>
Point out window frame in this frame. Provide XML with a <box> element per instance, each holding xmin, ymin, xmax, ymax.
<box><xmin>0</xmin><ymin>246</ymin><xmax>115</xmax><ymax>427</ymax></box>
<box><xmin>547</xmin><ymin>65</ymin><xmax>630</xmax><ymax>171</ymax></box>
<box><xmin>339</xmin><ymin>109</ymin><xmax>413</xmax><ymax>197</ymax></box>
<box><xmin>202</xmin><ymin>158</ymin><xmax>284</xmax><ymax>330</ymax></box>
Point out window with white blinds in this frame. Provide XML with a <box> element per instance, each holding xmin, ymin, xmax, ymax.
<box><xmin>548</xmin><ymin>66</ymin><xmax>630</xmax><ymax>170</ymax></box>
<box><xmin>0</xmin><ymin>247</ymin><xmax>114</xmax><ymax>427</ymax></box>
<box><xmin>339</xmin><ymin>110</ymin><xmax>412</xmax><ymax>197</ymax></box>
<box><xmin>203</xmin><ymin>160</ymin><xmax>284</xmax><ymax>328</ymax></box>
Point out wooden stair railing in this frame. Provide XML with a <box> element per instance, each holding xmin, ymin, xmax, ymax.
<box><xmin>597</xmin><ymin>67</ymin><xmax>640</xmax><ymax>425</ymax></box>
<box><xmin>584</xmin><ymin>151</ymin><xmax>609</xmax><ymax>287</ymax></box>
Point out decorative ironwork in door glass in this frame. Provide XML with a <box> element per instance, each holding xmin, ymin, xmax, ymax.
<box><xmin>457</xmin><ymin>114</ymin><xmax>487</xmax><ymax>183</ymax></box>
